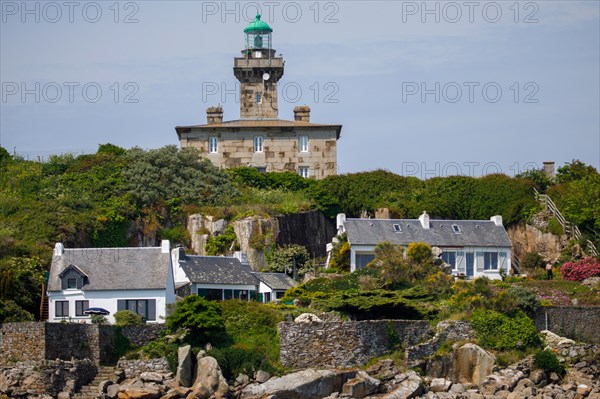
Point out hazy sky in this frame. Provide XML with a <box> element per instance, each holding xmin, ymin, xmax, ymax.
<box><xmin>1</xmin><ymin>1</ymin><xmax>599</xmax><ymax>177</ymax></box>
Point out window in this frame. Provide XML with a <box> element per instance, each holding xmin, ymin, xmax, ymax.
<box><xmin>255</xmin><ymin>167</ymin><xmax>266</xmax><ymax>173</ymax></box>
<box><xmin>76</xmin><ymin>300</ymin><xmax>89</xmax><ymax>316</ymax></box>
<box><xmin>452</xmin><ymin>224</ymin><xmax>461</xmax><ymax>233</ymax></box>
<box><xmin>206</xmin><ymin>289</ymin><xmax>223</xmax><ymax>301</ymax></box>
<box><xmin>298</xmin><ymin>135</ymin><xmax>308</xmax><ymax>152</ymax></box>
<box><xmin>484</xmin><ymin>252</ymin><xmax>498</xmax><ymax>270</ymax></box>
<box><xmin>256</xmin><ymin>92</ymin><xmax>263</xmax><ymax>104</ymax></box>
<box><xmin>209</xmin><ymin>137</ymin><xmax>218</xmax><ymax>153</ymax></box>
<box><xmin>299</xmin><ymin>166</ymin><xmax>310</xmax><ymax>178</ymax></box>
<box><xmin>441</xmin><ymin>252</ymin><xmax>457</xmax><ymax>268</ymax></box>
<box><xmin>117</xmin><ymin>299</ymin><xmax>156</xmax><ymax>321</ymax></box>
<box><xmin>393</xmin><ymin>224</ymin><xmax>402</xmax><ymax>232</ymax></box>
<box><xmin>275</xmin><ymin>291</ymin><xmax>285</xmax><ymax>299</ymax></box>
<box><xmin>356</xmin><ymin>253</ymin><xmax>375</xmax><ymax>269</ymax></box>
<box><xmin>55</xmin><ymin>301</ymin><xmax>69</xmax><ymax>317</ymax></box>
<box><xmin>67</xmin><ymin>278</ymin><xmax>77</xmax><ymax>289</ymax></box>
<box><xmin>254</xmin><ymin>136</ymin><xmax>263</xmax><ymax>152</ymax></box>
<box><xmin>264</xmin><ymin>292</ymin><xmax>271</xmax><ymax>303</ymax></box>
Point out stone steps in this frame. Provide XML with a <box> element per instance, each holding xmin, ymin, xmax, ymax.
<box><xmin>73</xmin><ymin>365</ymin><xmax>119</xmax><ymax>399</ymax></box>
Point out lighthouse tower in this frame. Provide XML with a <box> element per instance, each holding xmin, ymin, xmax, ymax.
<box><xmin>233</xmin><ymin>14</ymin><xmax>285</xmax><ymax>119</ymax></box>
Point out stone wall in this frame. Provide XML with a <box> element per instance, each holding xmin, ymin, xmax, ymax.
<box><xmin>534</xmin><ymin>306</ymin><xmax>600</xmax><ymax>344</ymax></box>
<box><xmin>0</xmin><ymin>322</ymin><xmax>45</xmax><ymax>363</ymax></box>
<box><xmin>0</xmin><ymin>323</ymin><xmax>161</xmax><ymax>366</ymax></box>
<box><xmin>120</xmin><ymin>324</ymin><xmax>167</xmax><ymax>347</ymax></box>
<box><xmin>279</xmin><ymin>320</ymin><xmax>433</xmax><ymax>368</ymax></box>
<box><xmin>117</xmin><ymin>358</ymin><xmax>171</xmax><ymax>379</ymax></box>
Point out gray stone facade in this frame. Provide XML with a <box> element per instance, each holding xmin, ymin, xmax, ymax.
<box><xmin>279</xmin><ymin>320</ymin><xmax>433</xmax><ymax>368</ymax></box>
<box><xmin>534</xmin><ymin>306</ymin><xmax>600</xmax><ymax>344</ymax></box>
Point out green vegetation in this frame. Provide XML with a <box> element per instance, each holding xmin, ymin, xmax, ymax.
<box><xmin>470</xmin><ymin>309</ymin><xmax>541</xmax><ymax>350</ymax></box>
<box><xmin>534</xmin><ymin>350</ymin><xmax>565</xmax><ymax>375</ymax></box>
<box><xmin>166</xmin><ymin>295</ymin><xmax>225</xmax><ymax>343</ymax></box>
<box><xmin>114</xmin><ymin>310</ymin><xmax>145</xmax><ymax>326</ymax></box>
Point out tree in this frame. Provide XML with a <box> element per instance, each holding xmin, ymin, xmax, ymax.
<box><xmin>123</xmin><ymin>146</ymin><xmax>238</xmax><ymax>207</ymax></box>
<box><xmin>266</xmin><ymin>244</ymin><xmax>310</xmax><ymax>278</ymax></box>
<box><xmin>167</xmin><ymin>295</ymin><xmax>225</xmax><ymax>341</ymax></box>
<box><xmin>0</xmin><ymin>146</ymin><xmax>11</xmax><ymax>167</ymax></box>
<box><xmin>367</xmin><ymin>242</ymin><xmax>409</xmax><ymax>288</ymax></box>
<box><xmin>516</xmin><ymin>168</ymin><xmax>553</xmax><ymax>192</ymax></box>
<box><xmin>556</xmin><ymin>160</ymin><xmax>597</xmax><ymax>183</ymax></box>
<box><xmin>97</xmin><ymin>143</ymin><xmax>126</xmax><ymax>157</ymax></box>
<box><xmin>0</xmin><ymin>300</ymin><xmax>35</xmax><ymax>322</ymax></box>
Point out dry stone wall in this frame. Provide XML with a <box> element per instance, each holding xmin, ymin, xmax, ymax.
<box><xmin>279</xmin><ymin>320</ymin><xmax>433</xmax><ymax>368</ymax></box>
<box><xmin>534</xmin><ymin>306</ymin><xmax>600</xmax><ymax>344</ymax></box>
<box><xmin>0</xmin><ymin>322</ymin><xmax>45</xmax><ymax>363</ymax></box>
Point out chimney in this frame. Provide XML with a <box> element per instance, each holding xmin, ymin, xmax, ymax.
<box><xmin>207</xmin><ymin>106</ymin><xmax>223</xmax><ymax>124</ymax></box>
<box><xmin>418</xmin><ymin>211</ymin><xmax>430</xmax><ymax>229</ymax></box>
<box><xmin>490</xmin><ymin>215</ymin><xmax>503</xmax><ymax>227</ymax></box>
<box><xmin>53</xmin><ymin>242</ymin><xmax>64</xmax><ymax>256</ymax></box>
<box><xmin>543</xmin><ymin>161</ymin><xmax>555</xmax><ymax>179</ymax></box>
<box><xmin>293</xmin><ymin>105</ymin><xmax>311</xmax><ymax>122</ymax></box>
<box><xmin>161</xmin><ymin>240</ymin><xmax>171</xmax><ymax>254</ymax></box>
<box><xmin>336</xmin><ymin>213</ymin><xmax>347</xmax><ymax>231</ymax></box>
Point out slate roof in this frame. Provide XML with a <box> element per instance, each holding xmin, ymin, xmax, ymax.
<box><xmin>175</xmin><ymin>119</ymin><xmax>342</xmax><ymax>139</ymax></box>
<box><xmin>179</xmin><ymin>256</ymin><xmax>258</xmax><ymax>285</ymax></box>
<box><xmin>253</xmin><ymin>272</ymin><xmax>297</xmax><ymax>290</ymax></box>
<box><xmin>48</xmin><ymin>247</ymin><xmax>170</xmax><ymax>292</ymax></box>
<box><xmin>345</xmin><ymin>219</ymin><xmax>512</xmax><ymax>248</ymax></box>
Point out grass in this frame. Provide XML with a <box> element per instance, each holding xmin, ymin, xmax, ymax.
<box><xmin>515</xmin><ymin>273</ymin><xmax>600</xmax><ymax>306</ymax></box>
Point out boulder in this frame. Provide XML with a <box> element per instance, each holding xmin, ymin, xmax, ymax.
<box><xmin>191</xmin><ymin>356</ymin><xmax>228</xmax><ymax>398</ymax></box>
<box><xmin>541</xmin><ymin>330</ymin><xmax>575</xmax><ymax>349</ymax></box>
<box><xmin>117</xmin><ymin>388</ymin><xmax>161</xmax><ymax>399</ymax></box>
<box><xmin>340</xmin><ymin>370</ymin><xmax>380</xmax><ymax>398</ymax></box>
<box><xmin>429</xmin><ymin>378</ymin><xmax>452</xmax><ymax>393</ymax></box>
<box><xmin>452</xmin><ymin>343</ymin><xmax>496</xmax><ymax>385</ymax></box>
<box><xmin>107</xmin><ymin>384</ymin><xmax>121</xmax><ymax>399</ymax></box>
<box><xmin>240</xmin><ymin>369</ymin><xmax>353</xmax><ymax>399</ymax></box>
<box><xmin>529</xmin><ymin>369</ymin><xmax>547</xmax><ymax>386</ymax></box>
<box><xmin>366</xmin><ymin>359</ymin><xmax>400</xmax><ymax>381</ymax></box>
<box><xmin>379</xmin><ymin>371</ymin><xmax>423</xmax><ymax>399</ymax></box>
<box><xmin>57</xmin><ymin>392</ymin><xmax>71</xmax><ymax>399</ymax></box>
<box><xmin>140</xmin><ymin>372</ymin><xmax>164</xmax><ymax>383</ymax></box>
<box><xmin>177</xmin><ymin>345</ymin><xmax>194</xmax><ymax>388</ymax></box>
<box><xmin>254</xmin><ymin>370</ymin><xmax>271</xmax><ymax>384</ymax></box>
<box><xmin>294</xmin><ymin>313</ymin><xmax>323</xmax><ymax>323</ymax></box>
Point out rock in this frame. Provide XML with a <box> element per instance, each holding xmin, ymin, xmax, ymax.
<box><xmin>185</xmin><ymin>383</ymin><xmax>210</xmax><ymax>399</ymax></box>
<box><xmin>549</xmin><ymin>372</ymin><xmax>561</xmax><ymax>383</ymax></box>
<box><xmin>140</xmin><ymin>372</ymin><xmax>164</xmax><ymax>383</ymax></box>
<box><xmin>192</xmin><ymin>356</ymin><xmax>227</xmax><ymax>397</ymax></box>
<box><xmin>114</xmin><ymin>370</ymin><xmax>126</xmax><ymax>383</ymax></box>
<box><xmin>529</xmin><ymin>369</ymin><xmax>547</xmax><ymax>386</ymax></box>
<box><xmin>100</xmin><ymin>380</ymin><xmax>114</xmax><ymax>393</ymax></box>
<box><xmin>429</xmin><ymin>378</ymin><xmax>452</xmax><ymax>393</ymax></box>
<box><xmin>541</xmin><ymin>330</ymin><xmax>576</xmax><ymax>349</ymax></box>
<box><xmin>159</xmin><ymin>390</ymin><xmax>180</xmax><ymax>399</ymax></box>
<box><xmin>241</xmin><ymin>369</ymin><xmax>353</xmax><ymax>399</ymax></box>
<box><xmin>117</xmin><ymin>388</ymin><xmax>161</xmax><ymax>399</ymax></box>
<box><xmin>294</xmin><ymin>313</ymin><xmax>323</xmax><ymax>323</ymax></box>
<box><xmin>380</xmin><ymin>370</ymin><xmax>423</xmax><ymax>399</ymax></box>
<box><xmin>366</xmin><ymin>359</ymin><xmax>399</xmax><ymax>381</ymax></box>
<box><xmin>452</xmin><ymin>343</ymin><xmax>496</xmax><ymax>385</ymax></box>
<box><xmin>107</xmin><ymin>384</ymin><xmax>121</xmax><ymax>399</ymax></box>
<box><xmin>449</xmin><ymin>383</ymin><xmax>465</xmax><ymax>393</ymax></box>
<box><xmin>57</xmin><ymin>392</ymin><xmax>71</xmax><ymax>399</ymax></box>
<box><xmin>177</xmin><ymin>345</ymin><xmax>194</xmax><ymax>388</ymax></box>
<box><xmin>255</xmin><ymin>370</ymin><xmax>271</xmax><ymax>384</ymax></box>
<box><xmin>235</xmin><ymin>374</ymin><xmax>250</xmax><ymax>387</ymax></box>
<box><xmin>577</xmin><ymin>384</ymin><xmax>591</xmax><ymax>397</ymax></box>
<box><xmin>582</xmin><ymin>276</ymin><xmax>600</xmax><ymax>287</ymax></box>
<box><xmin>340</xmin><ymin>370</ymin><xmax>380</xmax><ymax>398</ymax></box>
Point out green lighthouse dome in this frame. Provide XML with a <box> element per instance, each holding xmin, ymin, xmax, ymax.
<box><xmin>244</xmin><ymin>14</ymin><xmax>273</xmax><ymax>34</ymax></box>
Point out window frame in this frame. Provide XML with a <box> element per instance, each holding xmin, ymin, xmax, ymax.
<box><xmin>299</xmin><ymin>166</ymin><xmax>310</xmax><ymax>178</ymax></box>
<box><xmin>451</xmin><ymin>224</ymin><xmax>461</xmax><ymax>234</ymax></box>
<box><xmin>393</xmin><ymin>224</ymin><xmax>402</xmax><ymax>232</ymax></box>
<box><xmin>484</xmin><ymin>252</ymin><xmax>499</xmax><ymax>270</ymax></box>
<box><xmin>55</xmin><ymin>301</ymin><xmax>69</xmax><ymax>317</ymax></box>
<box><xmin>253</xmin><ymin>136</ymin><xmax>264</xmax><ymax>153</ymax></box>
<box><xmin>75</xmin><ymin>300</ymin><xmax>89</xmax><ymax>316</ymax></box>
<box><xmin>441</xmin><ymin>251</ymin><xmax>457</xmax><ymax>269</ymax></box>
<box><xmin>208</xmin><ymin>136</ymin><xmax>218</xmax><ymax>153</ymax></box>
<box><xmin>67</xmin><ymin>278</ymin><xmax>77</xmax><ymax>289</ymax></box>
<box><xmin>298</xmin><ymin>135</ymin><xmax>309</xmax><ymax>153</ymax></box>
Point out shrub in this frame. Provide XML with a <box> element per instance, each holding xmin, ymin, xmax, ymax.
<box><xmin>114</xmin><ymin>310</ymin><xmax>144</xmax><ymax>326</ymax></box>
<box><xmin>0</xmin><ymin>300</ymin><xmax>35</xmax><ymax>322</ymax></box>
<box><xmin>560</xmin><ymin>257</ymin><xmax>600</xmax><ymax>281</ymax></box>
<box><xmin>209</xmin><ymin>347</ymin><xmax>276</xmax><ymax>380</ymax></box>
<box><xmin>167</xmin><ymin>295</ymin><xmax>225</xmax><ymax>343</ymax></box>
<box><xmin>205</xmin><ymin>225</ymin><xmax>238</xmax><ymax>256</ymax></box>
<box><xmin>547</xmin><ymin>218</ymin><xmax>564</xmax><ymax>236</ymax></box>
<box><xmin>521</xmin><ymin>252</ymin><xmax>546</xmax><ymax>270</ymax></box>
<box><xmin>471</xmin><ymin>309</ymin><xmax>541</xmax><ymax>350</ymax></box>
<box><xmin>91</xmin><ymin>314</ymin><xmax>107</xmax><ymax>324</ymax></box>
<box><xmin>534</xmin><ymin>350</ymin><xmax>565</xmax><ymax>375</ymax></box>
<box><xmin>406</xmin><ymin>242</ymin><xmax>432</xmax><ymax>264</ymax></box>
<box><xmin>507</xmin><ymin>286</ymin><xmax>540</xmax><ymax>315</ymax></box>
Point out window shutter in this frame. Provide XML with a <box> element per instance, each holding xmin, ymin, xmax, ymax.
<box><xmin>476</xmin><ymin>252</ymin><xmax>484</xmax><ymax>271</ymax></box>
<box><xmin>456</xmin><ymin>251</ymin><xmax>465</xmax><ymax>272</ymax></box>
<box><xmin>117</xmin><ymin>300</ymin><xmax>126</xmax><ymax>312</ymax></box>
<box><xmin>499</xmin><ymin>252</ymin><xmax>507</xmax><ymax>272</ymax></box>
<box><xmin>147</xmin><ymin>300</ymin><xmax>156</xmax><ymax>321</ymax></box>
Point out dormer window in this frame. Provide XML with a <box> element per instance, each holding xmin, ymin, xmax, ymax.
<box><xmin>59</xmin><ymin>264</ymin><xmax>88</xmax><ymax>290</ymax></box>
<box><xmin>393</xmin><ymin>224</ymin><xmax>402</xmax><ymax>232</ymax></box>
<box><xmin>452</xmin><ymin>224</ymin><xmax>461</xmax><ymax>234</ymax></box>
<box><xmin>67</xmin><ymin>278</ymin><xmax>77</xmax><ymax>289</ymax></box>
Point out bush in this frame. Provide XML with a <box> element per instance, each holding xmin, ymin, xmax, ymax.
<box><xmin>406</xmin><ymin>242</ymin><xmax>432</xmax><ymax>264</ymax></box>
<box><xmin>209</xmin><ymin>347</ymin><xmax>276</xmax><ymax>380</ymax></box>
<box><xmin>471</xmin><ymin>309</ymin><xmax>541</xmax><ymax>350</ymax></box>
<box><xmin>0</xmin><ymin>300</ymin><xmax>35</xmax><ymax>322</ymax></box>
<box><xmin>167</xmin><ymin>295</ymin><xmax>225</xmax><ymax>343</ymax></box>
<box><xmin>91</xmin><ymin>314</ymin><xmax>107</xmax><ymax>324</ymax></box>
<box><xmin>507</xmin><ymin>286</ymin><xmax>540</xmax><ymax>315</ymax></box>
<box><xmin>560</xmin><ymin>257</ymin><xmax>600</xmax><ymax>281</ymax></box>
<box><xmin>547</xmin><ymin>218</ymin><xmax>564</xmax><ymax>236</ymax></box>
<box><xmin>521</xmin><ymin>252</ymin><xmax>546</xmax><ymax>270</ymax></box>
<box><xmin>114</xmin><ymin>310</ymin><xmax>144</xmax><ymax>326</ymax></box>
<box><xmin>205</xmin><ymin>225</ymin><xmax>238</xmax><ymax>256</ymax></box>
<box><xmin>534</xmin><ymin>350</ymin><xmax>565</xmax><ymax>375</ymax></box>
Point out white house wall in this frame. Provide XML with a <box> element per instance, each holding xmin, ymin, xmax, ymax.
<box><xmin>48</xmin><ymin>289</ymin><xmax>168</xmax><ymax>324</ymax></box>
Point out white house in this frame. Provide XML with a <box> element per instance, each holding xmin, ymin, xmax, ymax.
<box><xmin>47</xmin><ymin>240</ymin><xmax>176</xmax><ymax>324</ymax></box>
<box><xmin>332</xmin><ymin>212</ymin><xmax>513</xmax><ymax>280</ymax></box>
<box><xmin>172</xmin><ymin>248</ymin><xmax>259</xmax><ymax>301</ymax></box>
<box><xmin>253</xmin><ymin>272</ymin><xmax>297</xmax><ymax>303</ymax></box>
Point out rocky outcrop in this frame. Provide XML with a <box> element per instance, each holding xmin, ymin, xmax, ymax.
<box><xmin>452</xmin><ymin>343</ymin><xmax>496</xmax><ymax>385</ymax></box>
<box><xmin>507</xmin><ymin>223</ymin><xmax>567</xmax><ymax>264</ymax></box>
<box><xmin>232</xmin><ymin>217</ymin><xmax>277</xmax><ymax>271</ymax></box>
<box><xmin>176</xmin><ymin>345</ymin><xmax>193</xmax><ymax>388</ymax></box>
<box><xmin>187</xmin><ymin>214</ymin><xmax>228</xmax><ymax>255</ymax></box>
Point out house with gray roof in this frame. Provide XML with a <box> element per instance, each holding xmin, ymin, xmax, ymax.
<box><xmin>172</xmin><ymin>249</ymin><xmax>259</xmax><ymax>301</ymax></box>
<box><xmin>333</xmin><ymin>212</ymin><xmax>513</xmax><ymax>280</ymax></box>
<box><xmin>47</xmin><ymin>240</ymin><xmax>176</xmax><ymax>324</ymax></box>
<box><xmin>253</xmin><ymin>272</ymin><xmax>297</xmax><ymax>303</ymax></box>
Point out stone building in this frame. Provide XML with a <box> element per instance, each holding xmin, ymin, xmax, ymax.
<box><xmin>175</xmin><ymin>14</ymin><xmax>342</xmax><ymax>179</ymax></box>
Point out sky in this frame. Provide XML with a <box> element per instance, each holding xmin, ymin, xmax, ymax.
<box><xmin>1</xmin><ymin>0</ymin><xmax>599</xmax><ymax>178</ymax></box>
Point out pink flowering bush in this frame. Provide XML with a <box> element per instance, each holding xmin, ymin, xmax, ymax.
<box><xmin>560</xmin><ymin>257</ymin><xmax>600</xmax><ymax>281</ymax></box>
